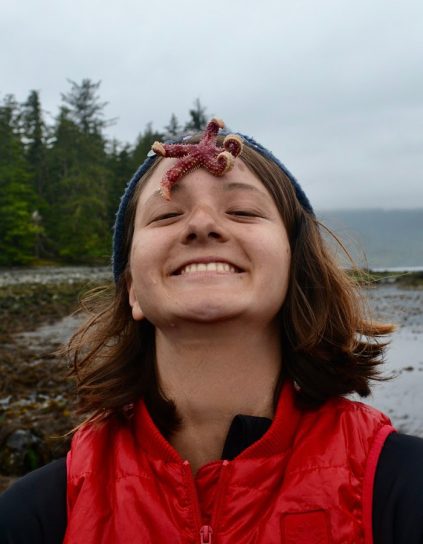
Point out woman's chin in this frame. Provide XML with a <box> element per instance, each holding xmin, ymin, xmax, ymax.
<box><xmin>165</xmin><ymin>301</ymin><xmax>245</xmax><ymax>325</ymax></box>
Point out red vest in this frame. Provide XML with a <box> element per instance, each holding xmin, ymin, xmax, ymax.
<box><xmin>64</xmin><ymin>382</ymin><xmax>394</xmax><ymax>544</ymax></box>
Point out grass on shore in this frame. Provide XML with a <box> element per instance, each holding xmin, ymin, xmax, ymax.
<box><xmin>351</xmin><ymin>270</ymin><xmax>423</xmax><ymax>288</ymax></box>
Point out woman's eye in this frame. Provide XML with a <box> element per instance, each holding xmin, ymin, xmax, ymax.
<box><xmin>151</xmin><ymin>212</ymin><xmax>181</xmax><ymax>222</ymax></box>
<box><xmin>227</xmin><ymin>210</ymin><xmax>259</xmax><ymax>218</ymax></box>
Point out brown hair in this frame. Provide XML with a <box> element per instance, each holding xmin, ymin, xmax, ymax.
<box><xmin>64</xmin><ymin>138</ymin><xmax>393</xmax><ymax>437</ymax></box>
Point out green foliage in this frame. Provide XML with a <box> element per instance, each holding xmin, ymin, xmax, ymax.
<box><xmin>46</xmin><ymin>82</ymin><xmax>113</xmax><ymax>261</ymax></box>
<box><xmin>131</xmin><ymin>122</ymin><xmax>164</xmax><ymax>169</ymax></box>
<box><xmin>165</xmin><ymin>113</ymin><xmax>182</xmax><ymax>138</ymax></box>
<box><xmin>0</xmin><ymin>97</ymin><xmax>39</xmax><ymax>265</ymax></box>
<box><xmin>61</xmin><ymin>79</ymin><xmax>113</xmax><ymax>135</ymax></box>
<box><xmin>22</xmin><ymin>90</ymin><xmax>47</xmax><ymax>194</ymax></box>
<box><xmin>0</xmin><ymin>177</ymin><xmax>40</xmax><ymax>265</ymax></box>
<box><xmin>0</xmin><ymin>81</ymin><xmax>210</xmax><ymax>266</ymax></box>
<box><xmin>184</xmin><ymin>98</ymin><xmax>208</xmax><ymax>131</ymax></box>
<box><xmin>107</xmin><ymin>141</ymin><xmax>134</xmax><ymax>225</ymax></box>
<box><xmin>54</xmin><ymin>170</ymin><xmax>111</xmax><ymax>261</ymax></box>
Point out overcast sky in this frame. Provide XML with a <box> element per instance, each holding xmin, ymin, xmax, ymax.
<box><xmin>1</xmin><ymin>0</ymin><xmax>422</xmax><ymax>210</ymax></box>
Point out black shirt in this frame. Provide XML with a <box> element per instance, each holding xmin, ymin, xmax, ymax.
<box><xmin>1</xmin><ymin>416</ymin><xmax>423</xmax><ymax>543</ymax></box>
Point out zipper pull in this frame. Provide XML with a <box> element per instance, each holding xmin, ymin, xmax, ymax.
<box><xmin>200</xmin><ymin>525</ymin><xmax>213</xmax><ymax>543</ymax></box>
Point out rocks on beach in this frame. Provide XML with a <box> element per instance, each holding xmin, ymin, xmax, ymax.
<box><xmin>361</xmin><ymin>285</ymin><xmax>423</xmax><ymax>436</ymax></box>
<box><xmin>0</xmin><ymin>267</ymin><xmax>111</xmax><ymax>492</ymax></box>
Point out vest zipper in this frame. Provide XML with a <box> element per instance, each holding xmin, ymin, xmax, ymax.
<box><xmin>210</xmin><ymin>460</ymin><xmax>230</xmax><ymax>525</ymax></box>
<box><xmin>183</xmin><ymin>459</ymin><xmax>231</xmax><ymax>544</ymax></box>
<box><xmin>200</xmin><ymin>525</ymin><xmax>213</xmax><ymax>543</ymax></box>
<box><xmin>183</xmin><ymin>460</ymin><xmax>210</xmax><ymax>543</ymax></box>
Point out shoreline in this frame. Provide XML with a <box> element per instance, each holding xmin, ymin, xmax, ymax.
<box><xmin>361</xmin><ymin>285</ymin><xmax>423</xmax><ymax>436</ymax></box>
<box><xmin>0</xmin><ymin>265</ymin><xmax>422</xmax><ymax>286</ymax></box>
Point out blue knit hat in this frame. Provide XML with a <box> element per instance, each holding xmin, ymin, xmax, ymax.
<box><xmin>112</xmin><ymin>130</ymin><xmax>313</xmax><ymax>282</ymax></box>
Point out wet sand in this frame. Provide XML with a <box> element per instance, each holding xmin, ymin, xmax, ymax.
<box><xmin>362</xmin><ymin>286</ymin><xmax>423</xmax><ymax>436</ymax></box>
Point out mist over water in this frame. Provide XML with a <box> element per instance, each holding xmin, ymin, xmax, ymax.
<box><xmin>319</xmin><ymin>209</ymin><xmax>423</xmax><ymax>270</ymax></box>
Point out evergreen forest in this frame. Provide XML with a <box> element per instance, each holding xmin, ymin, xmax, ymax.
<box><xmin>0</xmin><ymin>80</ymin><xmax>209</xmax><ymax>266</ymax></box>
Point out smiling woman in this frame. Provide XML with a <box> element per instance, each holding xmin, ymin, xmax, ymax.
<box><xmin>1</xmin><ymin>120</ymin><xmax>423</xmax><ymax>544</ymax></box>
<box><xmin>127</xmin><ymin>158</ymin><xmax>291</xmax><ymax>328</ymax></box>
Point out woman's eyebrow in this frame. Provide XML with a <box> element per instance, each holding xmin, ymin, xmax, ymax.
<box><xmin>143</xmin><ymin>181</ymin><xmax>266</xmax><ymax>208</ymax></box>
<box><xmin>143</xmin><ymin>185</ymin><xmax>183</xmax><ymax>207</ymax></box>
<box><xmin>223</xmin><ymin>182</ymin><xmax>266</xmax><ymax>196</ymax></box>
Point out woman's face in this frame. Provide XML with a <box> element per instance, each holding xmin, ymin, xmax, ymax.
<box><xmin>127</xmin><ymin>157</ymin><xmax>291</xmax><ymax>329</ymax></box>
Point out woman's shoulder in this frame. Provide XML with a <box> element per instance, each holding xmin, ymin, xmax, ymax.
<box><xmin>374</xmin><ymin>432</ymin><xmax>423</xmax><ymax>544</ymax></box>
<box><xmin>0</xmin><ymin>457</ymin><xmax>67</xmax><ymax>544</ymax></box>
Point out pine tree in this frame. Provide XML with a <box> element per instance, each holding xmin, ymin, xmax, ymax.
<box><xmin>47</xmin><ymin>80</ymin><xmax>113</xmax><ymax>262</ymax></box>
<box><xmin>0</xmin><ymin>96</ymin><xmax>39</xmax><ymax>264</ymax></box>
<box><xmin>165</xmin><ymin>113</ymin><xmax>182</xmax><ymax>139</ymax></box>
<box><xmin>61</xmin><ymin>79</ymin><xmax>112</xmax><ymax>135</ymax></box>
<box><xmin>107</xmin><ymin>140</ymin><xmax>134</xmax><ymax>225</ymax></box>
<box><xmin>22</xmin><ymin>90</ymin><xmax>47</xmax><ymax>196</ymax></box>
<box><xmin>184</xmin><ymin>99</ymin><xmax>208</xmax><ymax>131</ymax></box>
<box><xmin>21</xmin><ymin>90</ymin><xmax>51</xmax><ymax>258</ymax></box>
<box><xmin>131</xmin><ymin>122</ymin><xmax>164</xmax><ymax>170</ymax></box>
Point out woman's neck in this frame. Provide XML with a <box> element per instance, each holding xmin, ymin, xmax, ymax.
<box><xmin>154</xmin><ymin>321</ymin><xmax>281</xmax><ymax>474</ymax></box>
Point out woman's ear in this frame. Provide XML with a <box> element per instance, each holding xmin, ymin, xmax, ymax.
<box><xmin>127</xmin><ymin>276</ymin><xmax>145</xmax><ymax>321</ymax></box>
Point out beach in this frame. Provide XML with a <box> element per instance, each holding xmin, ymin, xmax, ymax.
<box><xmin>362</xmin><ymin>285</ymin><xmax>423</xmax><ymax>436</ymax></box>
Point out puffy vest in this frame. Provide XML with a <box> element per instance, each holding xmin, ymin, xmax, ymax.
<box><xmin>64</xmin><ymin>382</ymin><xmax>394</xmax><ymax>544</ymax></box>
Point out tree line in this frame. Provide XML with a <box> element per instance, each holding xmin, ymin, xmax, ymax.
<box><xmin>0</xmin><ymin>80</ymin><xmax>208</xmax><ymax>266</ymax></box>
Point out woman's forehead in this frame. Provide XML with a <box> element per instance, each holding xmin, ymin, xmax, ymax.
<box><xmin>138</xmin><ymin>157</ymin><xmax>268</xmax><ymax>204</ymax></box>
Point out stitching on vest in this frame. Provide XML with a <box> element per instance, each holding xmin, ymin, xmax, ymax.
<box><xmin>69</xmin><ymin>470</ymin><xmax>153</xmax><ymax>481</ymax></box>
<box><xmin>285</xmin><ymin>464</ymin><xmax>350</xmax><ymax>476</ymax></box>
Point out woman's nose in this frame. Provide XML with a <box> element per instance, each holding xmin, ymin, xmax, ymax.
<box><xmin>181</xmin><ymin>206</ymin><xmax>228</xmax><ymax>244</ymax></box>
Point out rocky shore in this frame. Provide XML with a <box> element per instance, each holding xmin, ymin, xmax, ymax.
<box><xmin>0</xmin><ymin>267</ymin><xmax>112</xmax><ymax>492</ymax></box>
<box><xmin>361</xmin><ymin>284</ymin><xmax>423</xmax><ymax>436</ymax></box>
<box><xmin>0</xmin><ymin>267</ymin><xmax>422</xmax><ymax>493</ymax></box>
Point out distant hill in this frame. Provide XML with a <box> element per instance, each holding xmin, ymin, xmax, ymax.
<box><xmin>317</xmin><ymin>209</ymin><xmax>423</xmax><ymax>269</ymax></box>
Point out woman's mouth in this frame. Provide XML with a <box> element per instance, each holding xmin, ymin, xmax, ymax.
<box><xmin>172</xmin><ymin>261</ymin><xmax>243</xmax><ymax>275</ymax></box>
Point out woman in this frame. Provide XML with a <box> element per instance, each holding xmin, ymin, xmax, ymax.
<box><xmin>1</xmin><ymin>119</ymin><xmax>422</xmax><ymax>543</ymax></box>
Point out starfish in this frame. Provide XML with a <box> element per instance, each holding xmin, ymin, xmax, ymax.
<box><xmin>151</xmin><ymin>118</ymin><xmax>243</xmax><ymax>200</ymax></box>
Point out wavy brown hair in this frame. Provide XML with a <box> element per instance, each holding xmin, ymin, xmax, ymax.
<box><xmin>64</xmin><ymin>137</ymin><xmax>394</xmax><ymax>437</ymax></box>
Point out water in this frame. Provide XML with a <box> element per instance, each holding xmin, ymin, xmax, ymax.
<box><xmin>319</xmin><ymin>209</ymin><xmax>423</xmax><ymax>269</ymax></box>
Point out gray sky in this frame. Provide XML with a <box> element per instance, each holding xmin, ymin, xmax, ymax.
<box><xmin>2</xmin><ymin>0</ymin><xmax>423</xmax><ymax>209</ymax></box>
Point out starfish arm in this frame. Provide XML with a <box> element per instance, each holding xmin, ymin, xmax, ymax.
<box><xmin>151</xmin><ymin>141</ymin><xmax>166</xmax><ymax>156</ymax></box>
<box><xmin>203</xmin><ymin>151</ymin><xmax>234</xmax><ymax>176</ymax></box>
<box><xmin>223</xmin><ymin>134</ymin><xmax>243</xmax><ymax>157</ymax></box>
<box><xmin>208</xmin><ymin>118</ymin><xmax>224</xmax><ymax>134</ymax></box>
<box><xmin>160</xmin><ymin>154</ymin><xmax>203</xmax><ymax>199</ymax></box>
<box><xmin>160</xmin><ymin>177</ymin><xmax>173</xmax><ymax>200</ymax></box>
<box><xmin>152</xmin><ymin>142</ymin><xmax>196</xmax><ymax>158</ymax></box>
<box><xmin>202</xmin><ymin>118</ymin><xmax>225</xmax><ymax>146</ymax></box>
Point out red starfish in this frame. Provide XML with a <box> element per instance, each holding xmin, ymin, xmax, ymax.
<box><xmin>151</xmin><ymin>118</ymin><xmax>244</xmax><ymax>200</ymax></box>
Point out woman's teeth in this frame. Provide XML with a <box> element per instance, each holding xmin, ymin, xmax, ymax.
<box><xmin>180</xmin><ymin>262</ymin><xmax>237</xmax><ymax>275</ymax></box>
